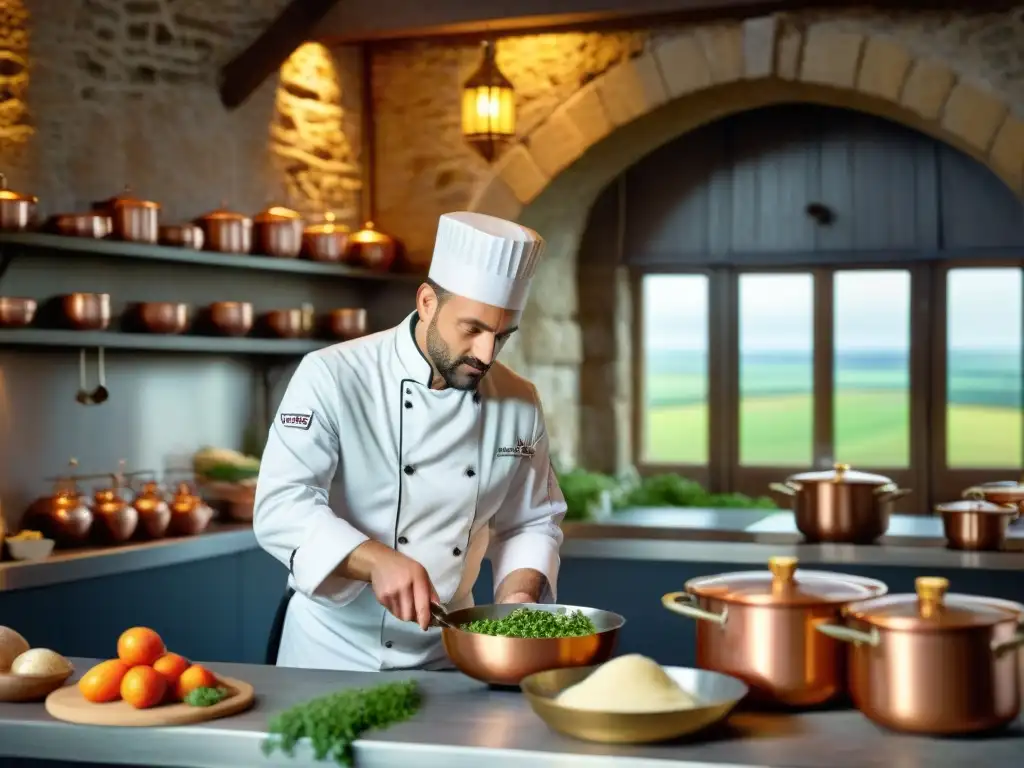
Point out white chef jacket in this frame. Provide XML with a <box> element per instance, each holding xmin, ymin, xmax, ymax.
<box><xmin>253</xmin><ymin>311</ymin><xmax>567</xmax><ymax>672</ymax></box>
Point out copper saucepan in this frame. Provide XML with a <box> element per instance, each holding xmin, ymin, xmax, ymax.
<box><xmin>662</xmin><ymin>556</ymin><xmax>888</xmax><ymax>707</ymax></box>
<box><xmin>817</xmin><ymin>577</ymin><xmax>1024</xmax><ymax>735</ymax></box>
<box><xmin>438</xmin><ymin>603</ymin><xmax>624</xmax><ymax>687</ymax></box>
<box><xmin>770</xmin><ymin>463</ymin><xmax>910</xmax><ymax>544</ymax></box>
<box><xmin>936</xmin><ymin>499</ymin><xmax>1018</xmax><ymax>551</ymax></box>
<box><xmin>963</xmin><ymin>480</ymin><xmax>1024</xmax><ymax>514</ymax></box>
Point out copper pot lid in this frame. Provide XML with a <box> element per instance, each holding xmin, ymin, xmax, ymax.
<box><xmin>0</xmin><ymin>173</ymin><xmax>36</xmax><ymax>203</ymax></box>
<box><xmin>845</xmin><ymin>577</ymin><xmax>1024</xmax><ymax>631</ymax></box>
<box><xmin>304</xmin><ymin>211</ymin><xmax>350</xmax><ymax>235</ymax></box>
<box><xmin>254</xmin><ymin>205</ymin><xmax>303</xmax><ymax>223</ymax></box>
<box><xmin>197</xmin><ymin>204</ymin><xmax>250</xmax><ymax>222</ymax></box>
<box><xmin>107</xmin><ymin>185</ymin><xmax>160</xmax><ymax>209</ymax></box>
<box><xmin>350</xmin><ymin>220</ymin><xmax>394</xmax><ymax>245</ymax></box>
<box><xmin>935</xmin><ymin>499</ymin><xmax>1018</xmax><ymax>515</ymax></box>
<box><xmin>964</xmin><ymin>481</ymin><xmax>1024</xmax><ymax>499</ymax></box>
<box><xmin>788</xmin><ymin>462</ymin><xmax>893</xmax><ymax>486</ymax></box>
<box><xmin>684</xmin><ymin>556</ymin><xmax>886</xmax><ymax>607</ymax></box>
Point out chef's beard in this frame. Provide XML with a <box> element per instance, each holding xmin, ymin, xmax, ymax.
<box><xmin>426</xmin><ymin>313</ymin><xmax>490</xmax><ymax>390</ymax></box>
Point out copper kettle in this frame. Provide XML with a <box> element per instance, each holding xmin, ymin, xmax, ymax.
<box><xmin>90</xmin><ymin>471</ymin><xmax>138</xmax><ymax>544</ymax></box>
<box><xmin>167</xmin><ymin>481</ymin><xmax>213</xmax><ymax>537</ymax></box>
<box><xmin>23</xmin><ymin>459</ymin><xmax>94</xmax><ymax>547</ymax></box>
<box><xmin>132</xmin><ymin>480</ymin><xmax>171</xmax><ymax>539</ymax></box>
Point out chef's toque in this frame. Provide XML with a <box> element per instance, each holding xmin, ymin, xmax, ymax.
<box><xmin>427</xmin><ymin>211</ymin><xmax>545</xmax><ymax>311</ymax></box>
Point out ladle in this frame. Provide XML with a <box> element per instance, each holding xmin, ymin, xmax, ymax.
<box><xmin>76</xmin><ymin>348</ymin><xmax>109</xmax><ymax>405</ymax></box>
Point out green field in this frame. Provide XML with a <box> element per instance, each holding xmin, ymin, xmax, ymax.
<box><xmin>642</xmin><ymin>349</ymin><xmax>1023</xmax><ymax>469</ymax></box>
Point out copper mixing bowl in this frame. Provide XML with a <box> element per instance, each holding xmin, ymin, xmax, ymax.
<box><xmin>207</xmin><ymin>301</ymin><xmax>253</xmax><ymax>337</ymax></box>
<box><xmin>0</xmin><ymin>297</ymin><xmax>36</xmax><ymax>328</ymax></box>
<box><xmin>440</xmin><ymin>603</ymin><xmax>624</xmax><ymax>687</ymax></box>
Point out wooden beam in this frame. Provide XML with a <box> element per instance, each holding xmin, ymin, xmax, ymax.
<box><xmin>312</xmin><ymin>0</ymin><xmax>1014</xmax><ymax>43</ymax></box>
<box><xmin>218</xmin><ymin>0</ymin><xmax>341</xmax><ymax>110</ymax></box>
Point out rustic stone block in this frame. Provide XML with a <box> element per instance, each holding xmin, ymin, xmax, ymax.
<box><xmin>942</xmin><ymin>81</ymin><xmax>1009</xmax><ymax>152</ymax></box>
<box><xmin>856</xmin><ymin>37</ymin><xmax>912</xmax><ymax>102</ymax></box>
<box><xmin>800</xmin><ymin>29</ymin><xmax>864</xmax><ymax>89</ymax></box>
<box><xmin>742</xmin><ymin>16</ymin><xmax>778</xmax><ymax>79</ymax></box>
<box><xmin>652</xmin><ymin>34</ymin><xmax>712</xmax><ymax>97</ymax></box>
<box><xmin>596</xmin><ymin>53</ymin><xmax>669</xmax><ymax>127</ymax></box>
<box><xmin>494</xmin><ymin>144</ymin><xmax>549</xmax><ymax>205</ymax></box>
<box><xmin>522</xmin><ymin>317</ymin><xmax>583</xmax><ymax>365</ymax></box>
<box><xmin>774</xmin><ymin>24</ymin><xmax>803</xmax><ymax>81</ymax></box>
<box><xmin>900</xmin><ymin>59</ymin><xmax>956</xmax><ymax>121</ymax></box>
<box><xmin>695</xmin><ymin>25</ymin><xmax>744</xmax><ymax>84</ymax></box>
<box><xmin>528</xmin><ymin>107</ymin><xmax>587</xmax><ymax>178</ymax></box>
<box><xmin>562</xmin><ymin>80</ymin><xmax>613</xmax><ymax>149</ymax></box>
<box><xmin>988</xmin><ymin>114</ymin><xmax>1024</xmax><ymax>192</ymax></box>
<box><xmin>468</xmin><ymin>174</ymin><xmax>523</xmax><ymax>219</ymax></box>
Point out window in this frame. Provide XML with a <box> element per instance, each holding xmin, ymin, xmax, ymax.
<box><xmin>738</xmin><ymin>273</ymin><xmax>813</xmax><ymax>466</ymax></box>
<box><xmin>641</xmin><ymin>274</ymin><xmax>709</xmax><ymax>465</ymax></box>
<box><xmin>833</xmin><ymin>270</ymin><xmax>911</xmax><ymax>467</ymax></box>
<box><xmin>946</xmin><ymin>268</ymin><xmax>1022</xmax><ymax>469</ymax></box>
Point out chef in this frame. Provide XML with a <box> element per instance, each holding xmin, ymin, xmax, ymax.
<box><xmin>253</xmin><ymin>211</ymin><xmax>567</xmax><ymax>672</ymax></box>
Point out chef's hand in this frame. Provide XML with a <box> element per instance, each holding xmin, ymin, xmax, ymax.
<box><xmin>368</xmin><ymin>546</ymin><xmax>440</xmax><ymax>631</ymax></box>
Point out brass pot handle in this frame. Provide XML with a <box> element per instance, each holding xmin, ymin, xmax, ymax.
<box><xmin>815</xmin><ymin>622</ymin><xmax>880</xmax><ymax>646</ymax></box>
<box><xmin>875</xmin><ymin>484</ymin><xmax>911</xmax><ymax>502</ymax></box>
<box><xmin>991</xmin><ymin>630</ymin><xmax>1024</xmax><ymax>657</ymax></box>
<box><xmin>661</xmin><ymin>591</ymin><xmax>727</xmax><ymax>626</ymax></box>
<box><xmin>769</xmin><ymin>482</ymin><xmax>797</xmax><ymax>496</ymax></box>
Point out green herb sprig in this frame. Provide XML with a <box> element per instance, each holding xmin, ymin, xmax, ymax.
<box><xmin>184</xmin><ymin>686</ymin><xmax>231</xmax><ymax>707</ymax></box>
<box><xmin>461</xmin><ymin>607</ymin><xmax>597</xmax><ymax>638</ymax></box>
<box><xmin>262</xmin><ymin>680</ymin><xmax>420</xmax><ymax>767</ymax></box>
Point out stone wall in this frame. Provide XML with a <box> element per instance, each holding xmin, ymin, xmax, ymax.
<box><xmin>370</xmin><ymin>7</ymin><xmax>1024</xmax><ymax>470</ymax></box>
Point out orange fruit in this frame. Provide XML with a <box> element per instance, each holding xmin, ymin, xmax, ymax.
<box><xmin>120</xmin><ymin>665</ymin><xmax>166</xmax><ymax>709</ymax></box>
<box><xmin>176</xmin><ymin>664</ymin><xmax>219</xmax><ymax>700</ymax></box>
<box><xmin>153</xmin><ymin>653</ymin><xmax>190</xmax><ymax>699</ymax></box>
<box><xmin>79</xmin><ymin>659</ymin><xmax>130</xmax><ymax>703</ymax></box>
<box><xmin>117</xmin><ymin>627</ymin><xmax>165</xmax><ymax>667</ymax></box>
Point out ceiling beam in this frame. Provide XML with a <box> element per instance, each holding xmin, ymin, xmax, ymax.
<box><xmin>312</xmin><ymin>0</ymin><xmax>1013</xmax><ymax>43</ymax></box>
<box><xmin>218</xmin><ymin>0</ymin><xmax>341</xmax><ymax>110</ymax></box>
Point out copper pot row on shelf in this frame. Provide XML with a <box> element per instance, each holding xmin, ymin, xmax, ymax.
<box><xmin>663</xmin><ymin>556</ymin><xmax>1024</xmax><ymax>737</ymax></box>
<box><xmin>0</xmin><ymin>293</ymin><xmax>368</xmax><ymax>340</ymax></box>
<box><xmin>770</xmin><ymin>462</ymin><xmax>1024</xmax><ymax>550</ymax></box>
<box><xmin>19</xmin><ymin>461</ymin><xmax>216</xmax><ymax>548</ymax></box>
<box><xmin>0</xmin><ymin>176</ymin><xmax>401</xmax><ymax>270</ymax></box>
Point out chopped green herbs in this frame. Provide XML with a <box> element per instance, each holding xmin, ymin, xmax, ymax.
<box><xmin>262</xmin><ymin>680</ymin><xmax>420</xmax><ymax>767</ymax></box>
<box><xmin>184</xmin><ymin>686</ymin><xmax>231</xmax><ymax>707</ymax></box>
<box><xmin>461</xmin><ymin>607</ymin><xmax>597</xmax><ymax>638</ymax></box>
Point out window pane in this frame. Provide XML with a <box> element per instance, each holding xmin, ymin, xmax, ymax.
<box><xmin>833</xmin><ymin>270</ymin><xmax>911</xmax><ymax>467</ymax></box>
<box><xmin>946</xmin><ymin>268</ymin><xmax>1023</xmax><ymax>469</ymax></box>
<box><xmin>641</xmin><ymin>274</ymin><xmax>709</xmax><ymax>464</ymax></box>
<box><xmin>739</xmin><ymin>273</ymin><xmax>814</xmax><ymax>466</ymax></box>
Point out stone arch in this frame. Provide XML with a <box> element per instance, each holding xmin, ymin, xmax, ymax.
<box><xmin>466</xmin><ymin>21</ymin><xmax>1024</xmax><ymax>467</ymax></box>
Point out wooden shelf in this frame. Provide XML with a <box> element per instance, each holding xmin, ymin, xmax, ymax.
<box><xmin>0</xmin><ymin>329</ymin><xmax>330</xmax><ymax>355</ymax></box>
<box><xmin>0</xmin><ymin>232</ymin><xmax>425</xmax><ymax>282</ymax></box>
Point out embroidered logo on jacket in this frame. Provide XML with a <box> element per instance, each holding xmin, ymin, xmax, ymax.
<box><xmin>280</xmin><ymin>411</ymin><xmax>313</xmax><ymax>430</ymax></box>
<box><xmin>497</xmin><ymin>438</ymin><xmax>537</xmax><ymax>458</ymax></box>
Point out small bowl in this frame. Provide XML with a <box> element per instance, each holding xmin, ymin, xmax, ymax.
<box><xmin>520</xmin><ymin>664</ymin><xmax>748</xmax><ymax>744</ymax></box>
<box><xmin>48</xmin><ymin>213</ymin><xmax>111</xmax><ymax>239</ymax></box>
<box><xmin>5</xmin><ymin>537</ymin><xmax>55</xmax><ymax>561</ymax></box>
<box><xmin>325</xmin><ymin>308</ymin><xmax>367</xmax><ymax>340</ymax></box>
<box><xmin>262</xmin><ymin>308</ymin><xmax>310</xmax><ymax>339</ymax></box>
<box><xmin>62</xmin><ymin>293</ymin><xmax>111</xmax><ymax>331</ymax></box>
<box><xmin>137</xmin><ymin>302</ymin><xmax>190</xmax><ymax>334</ymax></box>
<box><xmin>207</xmin><ymin>301</ymin><xmax>253</xmax><ymax>337</ymax></box>
<box><xmin>0</xmin><ymin>666</ymin><xmax>75</xmax><ymax>703</ymax></box>
<box><xmin>0</xmin><ymin>297</ymin><xmax>36</xmax><ymax>328</ymax></box>
<box><xmin>158</xmin><ymin>223</ymin><xmax>204</xmax><ymax>250</ymax></box>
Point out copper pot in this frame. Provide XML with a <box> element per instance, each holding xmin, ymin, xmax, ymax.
<box><xmin>49</xmin><ymin>213</ymin><xmax>111</xmax><ymax>239</ymax></box>
<box><xmin>262</xmin><ymin>306</ymin><xmax>313</xmax><ymax>339</ymax></box>
<box><xmin>325</xmin><ymin>307</ymin><xmax>367</xmax><ymax>340</ymax></box>
<box><xmin>963</xmin><ymin>481</ymin><xmax>1024</xmax><ymax>514</ymax></box>
<box><xmin>937</xmin><ymin>499</ymin><xmax>1018</xmax><ymax>551</ymax></box>
<box><xmin>302</xmin><ymin>212</ymin><xmax>350</xmax><ymax>263</ymax></box>
<box><xmin>662</xmin><ymin>556</ymin><xmax>888</xmax><ymax>707</ymax></box>
<box><xmin>62</xmin><ymin>293</ymin><xmax>111</xmax><ymax>331</ymax></box>
<box><xmin>132</xmin><ymin>480</ymin><xmax>171</xmax><ymax>539</ymax></box>
<box><xmin>817</xmin><ymin>577</ymin><xmax>1024</xmax><ymax>735</ymax></box>
<box><xmin>90</xmin><ymin>487</ymin><xmax>138</xmax><ymax>544</ymax></box>
<box><xmin>0</xmin><ymin>173</ymin><xmax>37</xmax><ymax>231</ymax></box>
<box><xmin>158</xmin><ymin>223</ymin><xmax>204</xmax><ymax>250</ymax></box>
<box><xmin>195</xmin><ymin>206</ymin><xmax>252</xmax><ymax>254</ymax></box>
<box><xmin>253</xmin><ymin>205</ymin><xmax>303</xmax><ymax>259</ymax></box>
<box><xmin>348</xmin><ymin>221</ymin><xmax>397</xmax><ymax>272</ymax></box>
<box><xmin>137</xmin><ymin>302</ymin><xmax>189</xmax><ymax>334</ymax></box>
<box><xmin>769</xmin><ymin>463</ymin><xmax>910</xmax><ymax>544</ymax></box>
<box><xmin>0</xmin><ymin>297</ymin><xmax>36</xmax><ymax>328</ymax></box>
<box><xmin>95</xmin><ymin>186</ymin><xmax>160</xmax><ymax>244</ymax></box>
<box><xmin>207</xmin><ymin>301</ymin><xmax>253</xmax><ymax>336</ymax></box>
<box><xmin>167</xmin><ymin>482</ymin><xmax>213</xmax><ymax>536</ymax></box>
<box><xmin>24</xmin><ymin>487</ymin><xmax>93</xmax><ymax>548</ymax></box>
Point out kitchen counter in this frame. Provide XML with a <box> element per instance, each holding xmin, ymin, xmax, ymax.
<box><xmin>0</xmin><ymin>658</ymin><xmax>1021</xmax><ymax>768</ymax></box>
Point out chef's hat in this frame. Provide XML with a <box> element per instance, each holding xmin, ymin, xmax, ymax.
<box><xmin>427</xmin><ymin>212</ymin><xmax>545</xmax><ymax>312</ymax></box>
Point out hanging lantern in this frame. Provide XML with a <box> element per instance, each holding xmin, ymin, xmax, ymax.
<box><xmin>461</xmin><ymin>40</ymin><xmax>516</xmax><ymax>162</ymax></box>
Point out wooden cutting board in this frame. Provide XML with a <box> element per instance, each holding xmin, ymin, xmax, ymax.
<box><xmin>44</xmin><ymin>676</ymin><xmax>255</xmax><ymax>727</ymax></box>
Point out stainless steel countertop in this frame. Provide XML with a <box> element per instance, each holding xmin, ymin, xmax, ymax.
<box><xmin>1</xmin><ymin>658</ymin><xmax>1022</xmax><ymax>768</ymax></box>
<box><xmin>4</xmin><ymin>510</ymin><xmax>1024</xmax><ymax>594</ymax></box>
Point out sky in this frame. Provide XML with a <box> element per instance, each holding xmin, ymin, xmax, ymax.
<box><xmin>643</xmin><ymin>268</ymin><xmax>1023</xmax><ymax>353</ymax></box>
